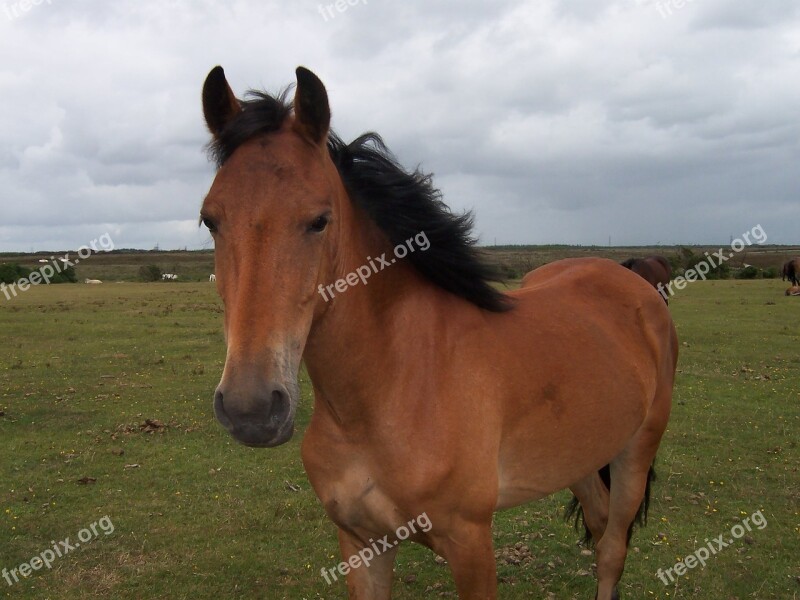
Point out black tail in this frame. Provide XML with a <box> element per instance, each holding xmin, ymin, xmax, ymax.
<box><xmin>564</xmin><ymin>462</ymin><xmax>656</xmax><ymax>546</ymax></box>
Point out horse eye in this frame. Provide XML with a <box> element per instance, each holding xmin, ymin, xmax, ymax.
<box><xmin>201</xmin><ymin>217</ymin><xmax>216</xmax><ymax>232</ymax></box>
<box><xmin>309</xmin><ymin>214</ymin><xmax>330</xmax><ymax>233</ymax></box>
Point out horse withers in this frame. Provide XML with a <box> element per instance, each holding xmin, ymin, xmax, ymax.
<box><xmin>200</xmin><ymin>65</ymin><xmax>679</xmax><ymax>600</ymax></box>
<box><xmin>621</xmin><ymin>256</ymin><xmax>672</xmax><ymax>304</ymax></box>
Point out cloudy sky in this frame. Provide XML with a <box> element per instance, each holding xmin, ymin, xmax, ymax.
<box><xmin>1</xmin><ymin>0</ymin><xmax>798</xmax><ymax>251</ymax></box>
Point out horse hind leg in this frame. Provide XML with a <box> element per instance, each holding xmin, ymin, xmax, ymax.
<box><xmin>593</xmin><ymin>316</ymin><xmax>674</xmax><ymax>600</ymax></box>
<box><xmin>593</xmin><ymin>435</ymin><xmax>661</xmax><ymax>600</ymax></box>
<box><xmin>568</xmin><ymin>466</ymin><xmax>630</xmax><ymax>600</ymax></box>
<box><xmin>567</xmin><ymin>467</ymin><xmax>611</xmax><ymax>545</ymax></box>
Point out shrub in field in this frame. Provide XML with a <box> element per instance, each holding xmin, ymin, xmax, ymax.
<box><xmin>709</xmin><ymin>262</ymin><xmax>731</xmax><ymax>279</ymax></box>
<box><xmin>668</xmin><ymin>250</ymin><xmax>689</xmax><ymax>273</ymax></box>
<box><xmin>674</xmin><ymin>248</ymin><xmax>730</xmax><ymax>279</ymax></box>
<box><xmin>139</xmin><ymin>264</ymin><xmax>163</xmax><ymax>282</ymax></box>
<box><xmin>761</xmin><ymin>266</ymin><xmax>778</xmax><ymax>279</ymax></box>
<box><xmin>736</xmin><ymin>266</ymin><xmax>759</xmax><ymax>279</ymax></box>
<box><xmin>0</xmin><ymin>263</ymin><xmax>75</xmax><ymax>285</ymax></box>
<box><xmin>50</xmin><ymin>265</ymin><xmax>77</xmax><ymax>283</ymax></box>
<box><xmin>0</xmin><ymin>263</ymin><xmax>32</xmax><ymax>284</ymax></box>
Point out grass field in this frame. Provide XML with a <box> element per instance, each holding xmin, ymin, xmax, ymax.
<box><xmin>1</xmin><ymin>275</ymin><xmax>798</xmax><ymax>599</ymax></box>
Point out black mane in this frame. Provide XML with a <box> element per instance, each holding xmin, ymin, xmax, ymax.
<box><xmin>208</xmin><ymin>90</ymin><xmax>292</xmax><ymax>167</ymax></box>
<box><xmin>208</xmin><ymin>91</ymin><xmax>512</xmax><ymax>313</ymax></box>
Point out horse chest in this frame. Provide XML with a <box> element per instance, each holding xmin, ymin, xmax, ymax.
<box><xmin>303</xmin><ymin>442</ymin><xmax>403</xmax><ymax>534</ymax></box>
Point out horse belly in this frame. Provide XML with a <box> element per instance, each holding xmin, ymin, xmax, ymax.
<box><xmin>493</xmin><ymin>265</ymin><xmax>667</xmax><ymax>509</ymax></box>
<box><xmin>495</xmin><ymin>379</ymin><xmax>650</xmax><ymax>510</ymax></box>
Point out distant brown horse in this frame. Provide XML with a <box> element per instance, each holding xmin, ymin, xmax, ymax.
<box><xmin>621</xmin><ymin>256</ymin><xmax>672</xmax><ymax>304</ymax></box>
<box><xmin>782</xmin><ymin>258</ymin><xmax>800</xmax><ymax>286</ymax></box>
<box><xmin>201</xmin><ymin>65</ymin><xmax>678</xmax><ymax>600</ymax></box>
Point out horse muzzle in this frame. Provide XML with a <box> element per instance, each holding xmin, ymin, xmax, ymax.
<box><xmin>213</xmin><ymin>380</ymin><xmax>296</xmax><ymax>447</ymax></box>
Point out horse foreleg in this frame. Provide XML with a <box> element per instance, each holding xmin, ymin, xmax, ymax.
<box><xmin>431</xmin><ymin>519</ymin><xmax>497</xmax><ymax>600</ymax></box>
<box><xmin>337</xmin><ymin>528</ymin><xmax>398</xmax><ymax>600</ymax></box>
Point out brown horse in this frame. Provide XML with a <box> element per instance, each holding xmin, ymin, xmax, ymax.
<box><xmin>786</xmin><ymin>286</ymin><xmax>800</xmax><ymax>296</ymax></box>
<box><xmin>621</xmin><ymin>256</ymin><xmax>672</xmax><ymax>304</ymax></box>
<box><xmin>782</xmin><ymin>258</ymin><xmax>800</xmax><ymax>286</ymax></box>
<box><xmin>200</xmin><ymin>66</ymin><xmax>679</xmax><ymax>600</ymax></box>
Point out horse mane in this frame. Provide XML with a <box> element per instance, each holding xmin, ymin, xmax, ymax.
<box><xmin>328</xmin><ymin>133</ymin><xmax>512</xmax><ymax>312</ymax></box>
<box><xmin>620</xmin><ymin>258</ymin><xmax>638</xmax><ymax>269</ymax></box>
<box><xmin>207</xmin><ymin>90</ymin><xmax>513</xmax><ymax>313</ymax></box>
<box><xmin>207</xmin><ymin>90</ymin><xmax>293</xmax><ymax>167</ymax></box>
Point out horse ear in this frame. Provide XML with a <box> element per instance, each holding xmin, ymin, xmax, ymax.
<box><xmin>293</xmin><ymin>66</ymin><xmax>330</xmax><ymax>145</ymax></box>
<box><xmin>202</xmin><ymin>66</ymin><xmax>241</xmax><ymax>137</ymax></box>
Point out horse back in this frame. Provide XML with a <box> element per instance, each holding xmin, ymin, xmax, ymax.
<box><xmin>513</xmin><ymin>258</ymin><xmax>676</xmax><ymax>372</ymax></box>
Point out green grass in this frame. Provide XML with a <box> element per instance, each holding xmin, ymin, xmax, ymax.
<box><xmin>1</xmin><ymin>279</ymin><xmax>798</xmax><ymax>599</ymax></box>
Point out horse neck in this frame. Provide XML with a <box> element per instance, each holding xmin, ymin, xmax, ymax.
<box><xmin>302</xmin><ymin>200</ymin><xmax>452</xmax><ymax>423</ymax></box>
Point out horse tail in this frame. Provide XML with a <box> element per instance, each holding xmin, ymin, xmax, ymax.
<box><xmin>564</xmin><ymin>462</ymin><xmax>656</xmax><ymax>545</ymax></box>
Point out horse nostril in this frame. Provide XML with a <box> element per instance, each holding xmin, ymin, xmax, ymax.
<box><xmin>266</xmin><ymin>386</ymin><xmax>291</xmax><ymax>427</ymax></box>
<box><xmin>213</xmin><ymin>388</ymin><xmax>233</xmax><ymax>429</ymax></box>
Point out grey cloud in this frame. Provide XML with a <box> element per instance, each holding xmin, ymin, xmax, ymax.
<box><xmin>0</xmin><ymin>0</ymin><xmax>798</xmax><ymax>251</ymax></box>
